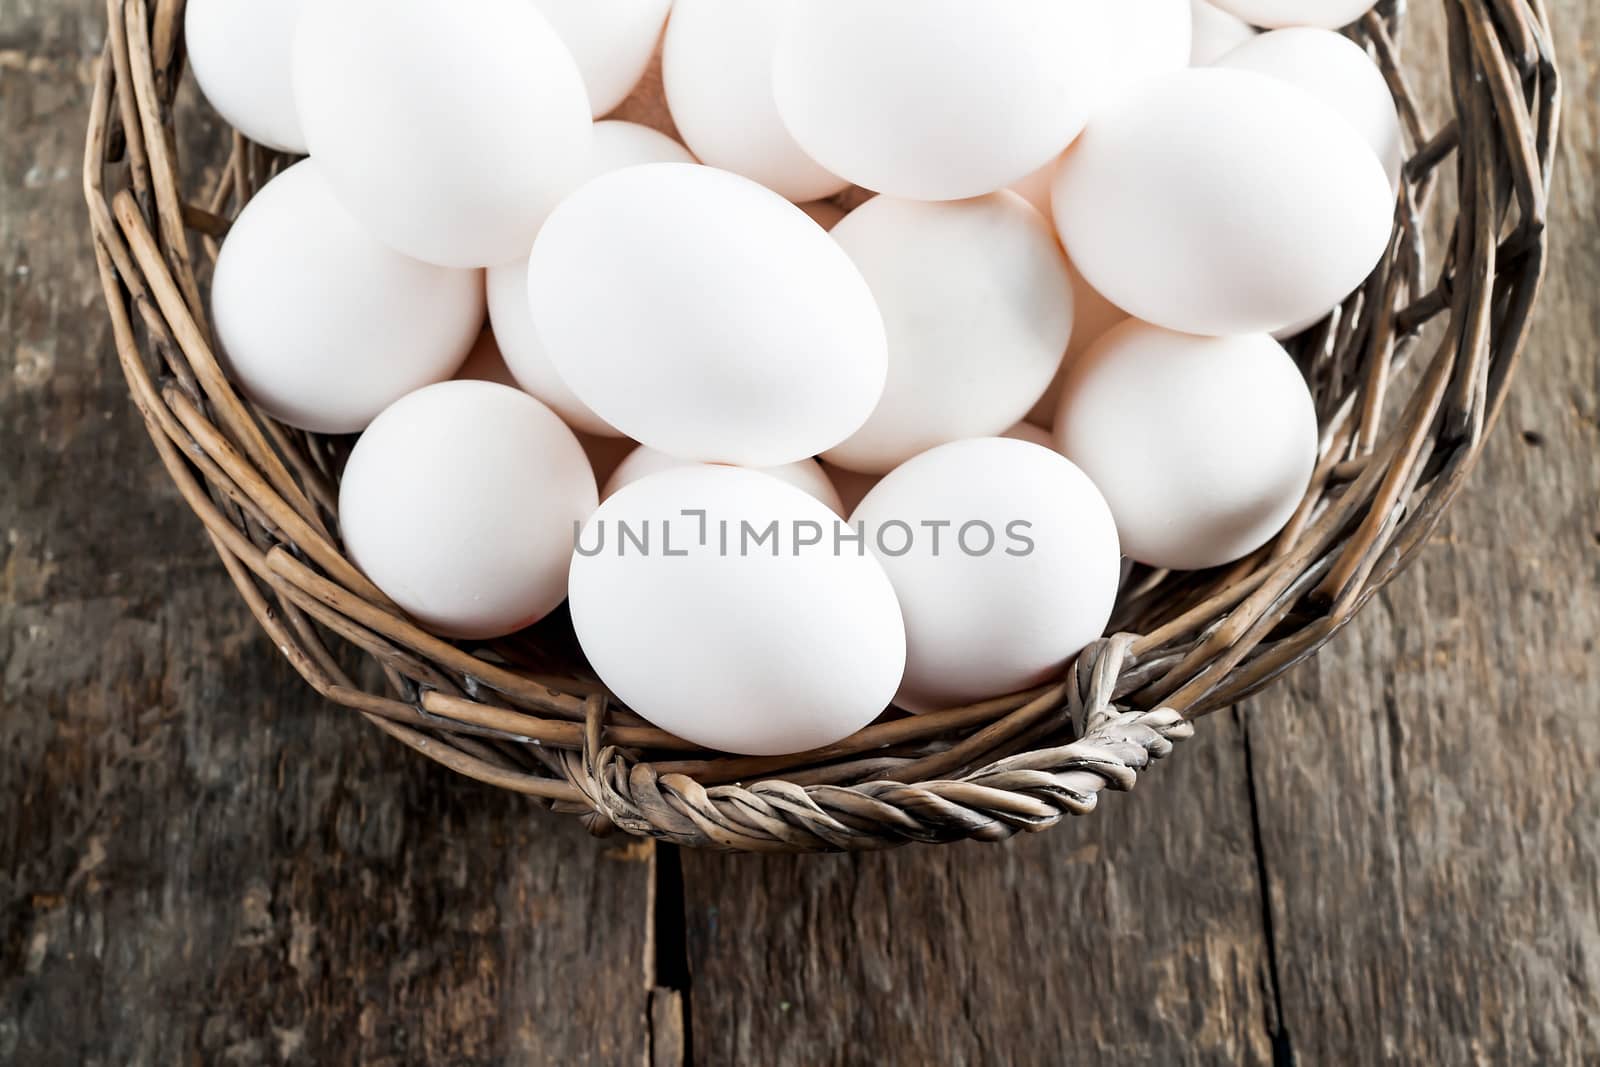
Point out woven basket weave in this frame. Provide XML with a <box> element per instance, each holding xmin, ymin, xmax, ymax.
<box><xmin>83</xmin><ymin>0</ymin><xmax>1561</xmax><ymax>852</ymax></box>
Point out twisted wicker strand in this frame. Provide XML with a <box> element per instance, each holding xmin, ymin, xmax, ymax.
<box><xmin>566</xmin><ymin>638</ymin><xmax>1193</xmax><ymax>851</ymax></box>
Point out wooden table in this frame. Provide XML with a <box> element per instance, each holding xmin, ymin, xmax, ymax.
<box><xmin>3</xmin><ymin>1</ymin><xmax>1596</xmax><ymax>1062</ymax></box>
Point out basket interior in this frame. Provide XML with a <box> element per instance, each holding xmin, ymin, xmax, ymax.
<box><xmin>82</xmin><ymin>0</ymin><xmax>1560</xmax><ymax>850</ymax></box>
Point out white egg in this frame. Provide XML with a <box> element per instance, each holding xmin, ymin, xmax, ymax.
<box><xmin>1003</xmin><ymin>1</ymin><xmax>1188</xmax><ymax>195</ymax></box>
<box><xmin>1025</xmin><ymin>259</ymin><xmax>1128</xmax><ymax>427</ymax></box>
<box><xmin>1217</xmin><ymin>28</ymin><xmax>1403</xmax><ymax>189</ymax></box>
<box><xmin>663</xmin><ymin>0</ymin><xmax>848</xmax><ymax>202</ymax></box>
<box><xmin>600</xmin><ymin>446</ymin><xmax>700</xmax><ymax>500</ymax></box>
<box><xmin>1097</xmin><ymin>0</ymin><xmax>1193</xmax><ymax>99</ymax></box>
<box><xmin>1209</xmin><ymin>0</ymin><xmax>1379</xmax><ymax>29</ymax></box>
<box><xmin>605</xmin><ymin>446</ymin><xmax>845</xmax><ymax>514</ymax></box>
<box><xmin>1008</xmin><ymin>157</ymin><xmax>1059</xmax><ymax>217</ymax></box>
<box><xmin>853</xmin><ymin>438</ymin><xmax>1121</xmax><ymax>713</ymax></box>
<box><xmin>486</xmin><ymin>267</ymin><xmax>601</xmax><ymax>425</ymax></box>
<box><xmin>570</xmin><ymin>466</ymin><xmax>906</xmax><ymax>755</ymax></box>
<box><xmin>1190</xmin><ymin>0</ymin><xmax>1257</xmax><ymax>64</ymax></box>
<box><xmin>487</xmin><ymin>122</ymin><xmax>696</xmax><ymax>437</ymax></box>
<box><xmin>293</xmin><ymin>0</ymin><xmax>591</xmax><ymax>268</ymax></box>
<box><xmin>823</xmin><ymin>193</ymin><xmax>1072</xmax><ymax>474</ymax></box>
<box><xmin>453</xmin><ymin>329</ymin><xmax>518</xmax><ymax>388</ymax></box>
<box><xmin>211</xmin><ymin>161</ymin><xmax>483</xmax><ymax>435</ymax></box>
<box><xmin>585</xmin><ymin>120</ymin><xmax>699</xmax><ymax>173</ymax></box>
<box><xmin>341</xmin><ymin>381</ymin><xmax>599</xmax><ymax>639</ymax></box>
<box><xmin>532</xmin><ymin>0</ymin><xmax>673</xmax><ymax>118</ymax></box>
<box><xmin>1052</xmin><ymin>68</ymin><xmax>1393</xmax><ymax>337</ymax></box>
<box><xmin>528</xmin><ymin>163</ymin><xmax>887</xmax><ymax>467</ymax></box>
<box><xmin>185</xmin><ymin>0</ymin><xmax>306</xmax><ymax>153</ymax></box>
<box><xmin>772</xmin><ymin>0</ymin><xmax>1111</xmax><ymax>201</ymax></box>
<box><xmin>1054</xmin><ymin>321</ymin><xmax>1318</xmax><ymax>571</ymax></box>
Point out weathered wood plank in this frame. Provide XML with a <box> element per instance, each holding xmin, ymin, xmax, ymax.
<box><xmin>681</xmin><ymin>719</ymin><xmax>1277</xmax><ymax>1066</ymax></box>
<box><xmin>1245</xmin><ymin>1</ymin><xmax>1600</xmax><ymax>1062</ymax></box>
<box><xmin>0</xmin><ymin>5</ymin><xmax>655</xmax><ymax>1065</ymax></box>
<box><xmin>677</xmin><ymin>3</ymin><xmax>1600</xmax><ymax>1064</ymax></box>
<box><xmin>2</xmin><ymin>0</ymin><xmax>1597</xmax><ymax>1064</ymax></box>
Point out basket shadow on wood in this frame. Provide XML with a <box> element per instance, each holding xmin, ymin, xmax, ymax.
<box><xmin>82</xmin><ymin>0</ymin><xmax>1561</xmax><ymax>852</ymax></box>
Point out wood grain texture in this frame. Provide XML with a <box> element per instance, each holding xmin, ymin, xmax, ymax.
<box><xmin>674</xmin><ymin>2</ymin><xmax>1600</xmax><ymax>1063</ymax></box>
<box><xmin>1243</xmin><ymin>3</ymin><xmax>1600</xmax><ymax>1062</ymax></box>
<box><xmin>1</xmin><ymin>4</ymin><xmax>656</xmax><ymax>1065</ymax></box>
<box><xmin>681</xmin><ymin>721</ymin><xmax>1277</xmax><ymax>1065</ymax></box>
<box><xmin>0</xmin><ymin>0</ymin><xmax>1596</xmax><ymax>1064</ymax></box>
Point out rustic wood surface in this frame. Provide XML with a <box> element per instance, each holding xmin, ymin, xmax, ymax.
<box><xmin>2</xmin><ymin>0</ymin><xmax>1596</xmax><ymax>1063</ymax></box>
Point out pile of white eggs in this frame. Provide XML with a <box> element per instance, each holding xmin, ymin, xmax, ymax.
<box><xmin>191</xmin><ymin>0</ymin><xmax>1399</xmax><ymax>757</ymax></box>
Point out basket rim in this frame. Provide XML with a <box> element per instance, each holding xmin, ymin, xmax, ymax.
<box><xmin>81</xmin><ymin>0</ymin><xmax>1562</xmax><ymax>852</ymax></box>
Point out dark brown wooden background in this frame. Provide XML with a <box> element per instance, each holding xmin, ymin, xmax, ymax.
<box><xmin>3</xmin><ymin>1</ymin><xmax>1597</xmax><ymax>1063</ymax></box>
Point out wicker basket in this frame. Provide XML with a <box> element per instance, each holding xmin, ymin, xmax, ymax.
<box><xmin>83</xmin><ymin>0</ymin><xmax>1560</xmax><ymax>852</ymax></box>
